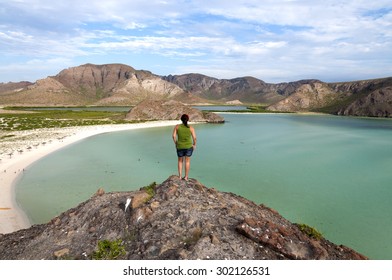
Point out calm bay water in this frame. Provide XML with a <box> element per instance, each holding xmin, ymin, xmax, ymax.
<box><xmin>15</xmin><ymin>113</ymin><xmax>392</xmax><ymax>259</ymax></box>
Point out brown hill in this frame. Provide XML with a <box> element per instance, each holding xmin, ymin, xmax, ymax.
<box><xmin>337</xmin><ymin>87</ymin><xmax>392</xmax><ymax>117</ymax></box>
<box><xmin>268</xmin><ymin>77</ymin><xmax>392</xmax><ymax>117</ymax></box>
<box><xmin>56</xmin><ymin>64</ymin><xmax>185</xmax><ymax>105</ymax></box>
<box><xmin>0</xmin><ymin>176</ymin><xmax>366</xmax><ymax>260</ymax></box>
<box><xmin>125</xmin><ymin>100</ymin><xmax>224</xmax><ymax>123</ymax></box>
<box><xmin>0</xmin><ymin>77</ymin><xmax>95</xmax><ymax>106</ymax></box>
<box><xmin>267</xmin><ymin>82</ymin><xmax>338</xmax><ymax>112</ymax></box>
<box><xmin>0</xmin><ymin>81</ymin><xmax>33</xmax><ymax>94</ymax></box>
<box><xmin>0</xmin><ymin>64</ymin><xmax>186</xmax><ymax>106</ymax></box>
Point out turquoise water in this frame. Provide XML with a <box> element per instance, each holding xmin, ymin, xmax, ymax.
<box><xmin>15</xmin><ymin>114</ymin><xmax>392</xmax><ymax>259</ymax></box>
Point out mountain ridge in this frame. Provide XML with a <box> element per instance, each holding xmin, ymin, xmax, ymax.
<box><xmin>0</xmin><ymin>63</ymin><xmax>391</xmax><ymax>117</ymax></box>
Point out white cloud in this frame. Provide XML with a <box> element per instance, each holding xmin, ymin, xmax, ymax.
<box><xmin>0</xmin><ymin>0</ymin><xmax>391</xmax><ymax>82</ymax></box>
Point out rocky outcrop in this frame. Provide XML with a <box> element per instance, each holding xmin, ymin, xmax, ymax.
<box><xmin>268</xmin><ymin>77</ymin><xmax>392</xmax><ymax>117</ymax></box>
<box><xmin>337</xmin><ymin>87</ymin><xmax>392</xmax><ymax>117</ymax></box>
<box><xmin>267</xmin><ymin>82</ymin><xmax>338</xmax><ymax>112</ymax></box>
<box><xmin>125</xmin><ymin>100</ymin><xmax>225</xmax><ymax>123</ymax></box>
<box><xmin>0</xmin><ymin>176</ymin><xmax>366</xmax><ymax>260</ymax></box>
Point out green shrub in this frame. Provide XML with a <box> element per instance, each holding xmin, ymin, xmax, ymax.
<box><xmin>141</xmin><ymin>182</ymin><xmax>157</xmax><ymax>202</ymax></box>
<box><xmin>296</xmin><ymin>223</ymin><xmax>323</xmax><ymax>240</ymax></box>
<box><xmin>92</xmin><ymin>239</ymin><xmax>126</xmax><ymax>260</ymax></box>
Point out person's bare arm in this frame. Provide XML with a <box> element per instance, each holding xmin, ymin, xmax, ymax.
<box><xmin>190</xmin><ymin>126</ymin><xmax>197</xmax><ymax>148</ymax></box>
<box><xmin>172</xmin><ymin>125</ymin><xmax>178</xmax><ymax>145</ymax></box>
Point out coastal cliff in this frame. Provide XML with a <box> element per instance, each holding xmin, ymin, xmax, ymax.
<box><xmin>0</xmin><ymin>176</ymin><xmax>366</xmax><ymax>260</ymax></box>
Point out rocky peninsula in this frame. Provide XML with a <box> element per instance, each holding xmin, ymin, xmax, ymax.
<box><xmin>0</xmin><ymin>176</ymin><xmax>366</xmax><ymax>260</ymax></box>
<box><xmin>126</xmin><ymin>99</ymin><xmax>225</xmax><ymax>123</ymax></box>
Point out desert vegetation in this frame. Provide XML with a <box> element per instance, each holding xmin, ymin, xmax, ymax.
<box><xmin>0</xmin><ymin>108</ymin><xmax>137</xmax><ymax>131</ymax></box>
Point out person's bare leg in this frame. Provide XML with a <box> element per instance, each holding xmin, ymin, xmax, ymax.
<box><xmin>178</xmin><ymin>157</ymin><xmax>183</xmax><ymax>178</ymax></box>
<box><xmin>184</xmin><ymin>156</ymin><xmax>191</xmax><ymax>181</ymax></box>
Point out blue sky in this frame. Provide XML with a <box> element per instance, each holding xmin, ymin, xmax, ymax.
<box><xmin>0</xmin><ymin>0</ymin><xmax>391</xmax><ymax>83</ymax></box>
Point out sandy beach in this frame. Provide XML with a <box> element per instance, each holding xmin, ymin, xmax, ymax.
<box><xmin>0</xmin><ymin>121</ymin><xmax>178</xmax><ymax>234</ymax></box>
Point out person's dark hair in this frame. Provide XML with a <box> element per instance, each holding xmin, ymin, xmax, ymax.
<box><xmin>181</xmin><ymin>114</ymin><xmax>189</xmax><ymax>127</ymax></box>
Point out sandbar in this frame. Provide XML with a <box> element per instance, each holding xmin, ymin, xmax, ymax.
<box><xmin>0</xmin><ymin>121</ymin><xmax>178</xmax><ymax>234</ymax></box>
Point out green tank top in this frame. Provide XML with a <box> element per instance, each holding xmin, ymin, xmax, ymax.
<box><xmin>177</xmin><ymin>124</ymin><xmax>193</xmax><ymax>149</ymax></box>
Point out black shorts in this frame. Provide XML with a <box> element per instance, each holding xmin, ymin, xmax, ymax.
<box><xmin>177</xmin><ymin>147</ymin><xmax>193</xmax><ymax>157</ymax></box>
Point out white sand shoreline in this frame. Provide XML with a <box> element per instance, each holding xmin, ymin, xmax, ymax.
<box><xmin>0</xmin><ymin>121</ymin><xmax>178</xmax><ymax>234</ymax></box>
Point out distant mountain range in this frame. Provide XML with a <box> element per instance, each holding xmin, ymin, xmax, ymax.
<box><xmin>0</xmin><ymin>63</ymin><xmax>391</xmax><ymax>117</ymax></box>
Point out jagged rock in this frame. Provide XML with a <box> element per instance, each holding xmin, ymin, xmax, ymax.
<box><xmin>125</xmin><ymin>99</ymin><xmax>225</xmax><ymax>123</ymax></box>
<box><xmin>0</xmin><ymin>176</ymin><xmax>366</xmax><ymax>260</ymax></box>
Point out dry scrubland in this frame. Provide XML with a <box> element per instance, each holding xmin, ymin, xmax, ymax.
<box><xmin>0</xmin><ymin>108</ymin><xmax>134</xmax><ymax>160</ymax></box>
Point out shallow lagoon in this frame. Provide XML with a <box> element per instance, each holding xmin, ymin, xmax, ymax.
<box><xmin>16</xmin><ymin>113</ymin><xmax>392</xmax><ymax>259</ymax></box>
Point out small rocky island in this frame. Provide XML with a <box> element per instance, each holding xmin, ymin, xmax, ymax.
<box><xmin>125</xmin><ymin>99</ymin><xmax>225</xmax><ymax>123</ymax></box>
<box><xmin>0</xmin><ymin>176</ymin><xmax>366</xmax><ymax>260</ymax></box>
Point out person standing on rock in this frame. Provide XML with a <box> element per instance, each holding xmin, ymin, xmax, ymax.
<box><xmin>172</xmin><ymin>114</ymin><xmax>197</xmax><ymax>181</ymax></box>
